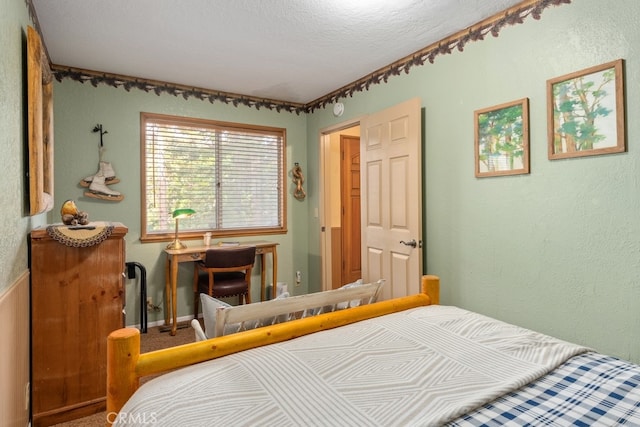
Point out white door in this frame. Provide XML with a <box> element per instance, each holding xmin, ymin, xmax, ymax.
<box><xmin>360</xmin><ymin>98</ymin><xmax>422</xmax><ymax>300</ymax></box>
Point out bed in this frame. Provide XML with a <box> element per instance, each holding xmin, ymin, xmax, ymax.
<box><xmin>107</xmin><ymin>275</ymin><xmax>640</xmax><ymax>426</ymax></box>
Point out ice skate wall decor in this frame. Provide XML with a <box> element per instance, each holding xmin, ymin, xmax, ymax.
<box><xmin>81</xmin><ymin>124</ymin><xmax>124</xmax><ymax>201</ymax></box>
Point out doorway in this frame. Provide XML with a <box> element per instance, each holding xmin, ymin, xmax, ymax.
<box><xmin>320</xmin><ymin>98</ymin><xmax>423</xmax><ymax>297</ymax></box>
<box><xmin>340</xmin><ymin>134</ymin><xmax>361</xmax><ymax>286</ymax></box>
<box><xmin>321</xmin><ymin>124</ymin><xmax>361</xmax><ymax>290</ymax></box>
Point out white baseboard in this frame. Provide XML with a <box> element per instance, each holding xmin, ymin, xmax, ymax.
<box><xmin>129</xmin><ymin>313</ymin><xmax>202</xmax><ymax>330</ymax></box>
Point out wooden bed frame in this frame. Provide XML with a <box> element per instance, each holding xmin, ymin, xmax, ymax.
<box><xmin>106</xmin><ymin>275</ymin><xmax>440</xmax><ymax>424</ymax></box>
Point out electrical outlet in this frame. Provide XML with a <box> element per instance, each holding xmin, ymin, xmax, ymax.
<box><xmin>147</xmin><ymin>297</ymin><xmax>154</xmax><ymax>312</ymax></box>
<box><xmin>295</xmin><ymin>271</ymin><xmax>302</xmax><ymax>286</ymax></box>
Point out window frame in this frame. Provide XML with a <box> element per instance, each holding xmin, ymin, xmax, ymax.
<box><xmin>139</xmin><ymin>112</ymin><xmax>287</xmax><ymax>244</ymax></box>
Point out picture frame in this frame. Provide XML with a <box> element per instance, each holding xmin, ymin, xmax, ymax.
<box><xmin>474</xmin><ymin>98</ymin><xmax>529</xmax><ymax>178</ymax></box>
<box><xmin>547</xmin><ymin>59</ymin><xmax>625</xmax><ymax>160</ymax></box>
<box><xmin>27</xmin><ymin>25</ymin><xmax>54</xmax><ymax>215</ymax></box>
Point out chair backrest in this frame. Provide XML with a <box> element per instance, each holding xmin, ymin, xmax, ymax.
<box><xmin>204</xmin><ymin>246</ymin><xmax>256</xmax><ymax>269</ymax></box>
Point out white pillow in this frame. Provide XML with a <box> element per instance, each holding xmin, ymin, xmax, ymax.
<box><xmin>200</xmin><ymin>293</ymin><xmax>232</xmax><ymax>339</ymax></box>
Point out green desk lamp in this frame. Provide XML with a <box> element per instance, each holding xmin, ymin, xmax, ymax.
<box><xmin>166</xmin><ymin>208</ymin><xmax>195</xmax><ymax>250</ymax></box>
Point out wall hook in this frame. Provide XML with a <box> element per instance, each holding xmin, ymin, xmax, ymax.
<box><xmin>92</xmin><ymin>124</ymin><xmax>108</xmax><ymax>147</ymax></box>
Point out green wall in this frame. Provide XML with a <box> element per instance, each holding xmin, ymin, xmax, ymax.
<box><xmin>0</xmin><ymin>0</ymin><xmax>47</xmax><ymax>292</ymax></box>
<box><xmin>307</xmin><ymin>0</ymin><xmax>640</xmax><ymax>363</ymax></box>
<box><xmin>30</xmin><ymin>0</ymin><xmax>640</xmax><ymax>363</ymax></box>
<box><xmin>51</xmin><ymin>81</ymin><xmax>309</xmax><ymax>326</ymax></box>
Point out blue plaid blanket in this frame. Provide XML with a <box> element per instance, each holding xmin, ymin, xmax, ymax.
<box><xmin>448</xmin><ymin>352</ymin><xmax>640</xmax><ymax>426</ymax></box>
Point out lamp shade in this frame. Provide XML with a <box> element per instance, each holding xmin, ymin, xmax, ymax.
<box><xmin>172</xmin><ymin>208</ymin><xmax>196</xmax><ymax>219</ymax></box>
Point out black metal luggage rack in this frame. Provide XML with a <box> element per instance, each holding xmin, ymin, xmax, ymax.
<box><xmin>126</xmin><ymin>261</ymin><xmax>147</xmax><ymax>333</ymax></box>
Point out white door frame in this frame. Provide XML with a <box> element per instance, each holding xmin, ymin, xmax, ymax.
<box><xmin>319</xmin><ymin>117</ymin><xmax>363</xmax><ymax>292</ymax></box>
<box><xmin>319</xmin><ymin>99</ymin><xmax>422</xmax><ymax>296</ymax></box>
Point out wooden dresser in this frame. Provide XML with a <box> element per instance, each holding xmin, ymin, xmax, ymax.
<box><xmin>30</xmin><ymin>222</ymin><xmax>127</xmax><ymax>426</ymax></box>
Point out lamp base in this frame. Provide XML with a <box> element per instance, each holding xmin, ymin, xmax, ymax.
<box><xmin>166</xmin><ymin>239</ymin><xmax>187</xmax><ymax>250</ymax></box>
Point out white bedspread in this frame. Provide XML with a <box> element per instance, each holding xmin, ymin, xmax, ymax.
<box><xmin>113</xmin><ymin>305</ymin><xmax>589</xmax><ymax>427</ymax></box>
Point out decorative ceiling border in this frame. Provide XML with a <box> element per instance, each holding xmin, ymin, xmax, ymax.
<box><xmin>31</xmin><ymin>0</ymin><xmax>570</xmax><ymax>115</ymax></box>
<box><xmin>307</xmin><ymin>0</ymin><xmax>571</xmax><ymax>112</ymax></box>
<box><xmin>49</xmin><ymin>66</ymin><xmax>308</xmax><ymax>114</ymax></box>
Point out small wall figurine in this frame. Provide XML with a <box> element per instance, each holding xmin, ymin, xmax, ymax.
<box><xmin>60</xmin><ymin>199</ymin><xmax>90</xmax><ymax>225</ymax></box>
<box><xmin>292</xmin><ymin>163</ymin><xmax>306</xmax><ymax>200</ymax></box>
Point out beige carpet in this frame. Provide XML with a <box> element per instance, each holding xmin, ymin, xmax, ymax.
<box><xmin>52</xmin><ymin>321</ymin><xmax>197</xmax><ymax>427</ymax></box>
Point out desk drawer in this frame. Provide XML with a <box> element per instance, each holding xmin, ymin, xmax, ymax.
<box><xmin>175</xmin><ymin>252</ymin><xmax>204</xmax><ymax>262</ymax></box>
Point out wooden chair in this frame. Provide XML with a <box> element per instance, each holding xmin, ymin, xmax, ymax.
<box><xmin>193</xmin><ymin>246</ymin><xmax>256</xmax><ymax>318</ymax></box>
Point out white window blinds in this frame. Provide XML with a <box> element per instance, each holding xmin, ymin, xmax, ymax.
<box><xmin>141</xmin><ymin>113</ymin><xmax>285</xmax><ymax>238</ymax></box>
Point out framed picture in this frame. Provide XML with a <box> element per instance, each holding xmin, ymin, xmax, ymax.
<box><xmin>27</xmin><ymin>26</ymin><xmax>54</xmax><ymax>215</ymax></box>
<box><xmin>547</xmin><ymin>59</ymin><xmax>625</xmax><ymax>160</ymax></box>
<box><xmin>474</xmin><ymin>98</ymin><xmax>529</xmax><ymax>178</ymax></box>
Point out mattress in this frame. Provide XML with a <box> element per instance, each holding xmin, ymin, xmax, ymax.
<box><xmin>112</xmin><ymin>305</ymin><xmax>619</xmax><ymax>426</ymax></box>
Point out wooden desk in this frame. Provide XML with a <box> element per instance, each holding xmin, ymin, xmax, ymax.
<box><xmin>164</xmin><ymin>240</ymin><xmax>279</xmax><ymax>335</ymax></box>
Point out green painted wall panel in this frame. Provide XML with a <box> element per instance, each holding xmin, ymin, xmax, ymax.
<box><xmin>11</xmin><ymin>0</ymin><xmax>639</xmax><ymax>363</ymax></box>
<box><xmin>51</xmin><ymin>81</ymin><xmax>309</xmax><ymax>326</ymax></box>
<box><xmin>307</xmin><ymin>0</ymin><xmax>640</xmax><ymax>362</ymax></box>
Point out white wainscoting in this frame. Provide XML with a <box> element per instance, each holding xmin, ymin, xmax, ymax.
<box><xmin>0</xmin><ymin>270</ymin><xmax>30</xmax><ymax>427</ymax></box>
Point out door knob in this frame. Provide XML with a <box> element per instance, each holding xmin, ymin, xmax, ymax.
<box><xmin>400</xmin><ymin>239</ymin><xmax>417</xmax><ymax>248</ymax></box>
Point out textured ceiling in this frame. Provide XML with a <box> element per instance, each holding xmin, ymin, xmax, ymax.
<box><xmin>32</xmin><ymin>0</ymin><xmax>525</xmax><ymax>105</ymax></box>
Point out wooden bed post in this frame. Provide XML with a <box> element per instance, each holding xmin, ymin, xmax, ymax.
<box><xmin>421</xmin><ymin>275</ymin><xmax>440</xmax><ymax>305</ymax></box>
<box><xmin>107</xmin><ymin>327</ymin><xmax>141</xmax><ymax>426</ymax></box>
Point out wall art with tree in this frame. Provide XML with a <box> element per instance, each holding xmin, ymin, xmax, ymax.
<box><xmin>547</xmin><ymin>59</ymin><xmax>625</xmax><ymax>159</ymax></box>
<box><xmin>475</xmin><ymin>98</ymin><xmax>529</xmax><ymax>178</ymax></box>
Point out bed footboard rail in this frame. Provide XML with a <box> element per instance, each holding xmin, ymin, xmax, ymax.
<box><xmin>107</xmin><ymin>275</ymin><xmax>440</xmax><ymax>424</ymax></box>
<box><xmin>215</xmin><ymin>279</ymin><xmax>385</xmax><ymax>336</ymax></box>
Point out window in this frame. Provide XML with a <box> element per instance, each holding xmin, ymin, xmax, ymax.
<box><xmin>141</xmin><ymin>112</ymin><xmax>286</xmax><ymax>242</ymax></box>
